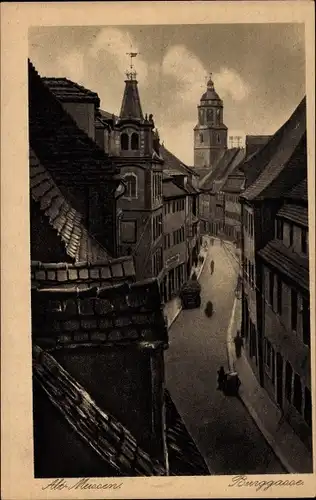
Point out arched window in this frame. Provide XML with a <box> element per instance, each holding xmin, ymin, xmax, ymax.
<box><xmin>200</xmin><ymin>133</ymin><xmax>204</xmax><ymax>143</ymax></box>
<box><xmin>217</xmin><ymin>134</ymin><xmax>221</xmax><ymax>143</ymax></box>
<box><xmin>123</xmin><ymin>173</ymin><xmax>137</xmax><ymax>199</ymax></box>
<box><xmin>216</xmin><ymin>109</ymin><xmax>221</xmax><ymax>125</ymax></box>
<box><xmin>131</xmin><ymin>132</ymin><xmax>139</xmax><ymax>150</ymax></box>
<box><xmin>121</xmin><ymin>133</ymin><xmax>129</xmax><ymax>151</ymax></box>
<box><xmin>207</xmin><ymin>109</ymin><xmax>214</xmax><ymax>123</ymax></box>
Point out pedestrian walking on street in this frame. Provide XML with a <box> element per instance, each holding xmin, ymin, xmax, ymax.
<box><xmin>210</xmin><ymin>260</ymin><xmax>214</xmax><ymax>275</ymax></box>
<box><xmin>234</xmin><ymin>331</ymin><xmax>244</xmax><ymax>358</ymax></box>
<box><xmin>217</xmin><ymin>366</ymin><xmax>226</xmax><ymax>390</ymax></box>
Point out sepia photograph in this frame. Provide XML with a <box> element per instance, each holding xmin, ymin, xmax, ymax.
<box><xmin>28</xmin><ymin>20</ymin><xmax>312</xmax><ymax>477</ymax></box>
<box><xmin>1</xmin><ymin>2</ymin><xmax>315</xmax><ymax>499</ymax></box>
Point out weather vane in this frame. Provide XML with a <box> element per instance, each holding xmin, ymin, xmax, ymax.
<box><xmin>126</xmin><ymin>50</ymin><xmax>139</xmax><ymax>80</ymax></box>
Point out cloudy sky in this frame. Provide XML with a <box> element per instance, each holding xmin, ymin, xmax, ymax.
<box><xmin>29</xmin><ymin>24</ymin><xmax>305</xmax><ymax>165</ymax></box>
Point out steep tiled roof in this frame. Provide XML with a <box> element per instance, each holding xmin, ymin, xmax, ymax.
<box><xmin>258</xmin><ymin>239</ymin><xmax>309</xmax><ymax>290</ymax></box>
<box><xmin>200</xmin><ymin>149</ymin><xmax>245</xmax><ymax>191</ymax></box>
<box><xmin>241</xmin><ymin>97</ymin><xmax>306</xmax><ymax>196</ymax></box>
<box><xmin>119</xmin><ymin>79</ymin><xmax>144</xmax><ymax>120</ymax></box>
<box><xmin>42</xmin><ymin>77</ymin><xmax>100</xmax><ymax>105</ymax></box>
<box><xmin>165</xmin><ymin>390</ymin><xmax>210</xmax><ymax>475</ymax></box>
<box><xmin>31</xmin><ymin>257</ymin><xmax>136</xmax><ymax>289</ymax></box>
<box><xmin>277</xmin><ymin>204</ymin><xmax>308</xmax><ymax>227</ymax></box>
<box><xmin>160</xmin><ymin>145</ymin><xmax>198</xmax><ymax>177</ymax></box>
<box><xmin>245</xmin><ymin>135</ymin><xmax>272</xmax><ymax>159</ymax></box>
<box><xmin>33</xmin><ymin>345</ymin><xmax>210</xmax><ymax>477</ymax></box>
<box><xmin>33</xmin><ymin>345</ymin><xmax>166</xmax><ymax>476</ymax></box>
<box><xmin>242</xmin><ymin>131</ymin><xmax>306</xmax><ymax>201</ymax></box>
<box><xmin>29</xmin><ymin>61</ymin><xmax>117</xmax><ymax>193</ymax></box>
<box><xmin>30</xmin><ymin>150</ymin><xmax>110</xmax><ymax>263</ymax></box>
<box><xmin>31</xmin><ymin>279</ymin><xmax>168</xmax><ymax>349</ymax></box>
<box><xmin>163</xmin><ymin>180</ymin><xmax>187</xmax><ymax>199</ymax></box>
<box><xmin>193</xmin><ymin>167</ymin><xmax>213</xmax><ymax>180</ymax></box>
<box><xmin>286</xmin><ymin>178</ymin><xmax>308</xmax><ymax>203</ymax></box>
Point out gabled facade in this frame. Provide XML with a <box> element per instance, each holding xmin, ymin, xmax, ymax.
<box><xmin>199</xmin><ymin>148</ymin><xmax>245</xmax><ymax>237</ymax></box>
<box><xmin>194</xmin><ymin>75</ymin><xmax>228</xmax><ymax>170</ymax></box>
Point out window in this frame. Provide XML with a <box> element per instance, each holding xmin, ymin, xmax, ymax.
<box><xmin>121</xmin><ymin>133</ymin><xmax>129</xmax><ymax>150</ymax></box>
<box><xmin>293</xmin><ymin>373</ymin><xmax>302</xmax><ymax>414</ymax></box>
<box><xmin>276</xmin><ymin>218</ymin><xmax>284</xmax><ymax>240</ymax></box>
<box><xmin>123</xmin><ymin>174</ymin><xmax>137</xmax><ymax>198</ymax></box>
<box><xmin>173</xmin><ymin>226</ymin><xmax>185</xmax><ymax>245</ymax></box>
<box><xmin>302</xmin><ymin>298</ymin><xmax>310</xmax><ymax>346</ymax></box>
<box><xmin>152</xmin><ymin>247</ymin><xmax>163</xmax><ymax>276</ymax></box>
<box><xmin>131</xmin><ymin>133</ymin><xmax>139</xmax><ymax>150</ymax></box>
<box><xmin>269</xmin><ymin>271</ymin><xmax>274</xmax><ymax>309</ymax></box>
<box><xmin>264</xmin><ymin>339</ymin><xmax>272</xmax><ymax>368</ymax></box>
<box><xmin>271</xmin><ymin>347</ymin><xmax>275</xmax><ymax>385</ymax></box>
<box><xmin>301</xmin><ymin>228</ymin><xmax>307</xmax><ymax>254</ymax></box>
<box><xmin>164</xmin><ymin>233</ymin><xmax>171</xmax><ymax>249</ymax></box>
<box><xmin>120</xmin><ymin>220</ymin><xmax>136</xmax><ymax>244</ymax></box>
<box><xmin>289</xmin><ymin>224</ymin><xmax>294</xmax><ymax>247</ymax></box>
<box><xmin>285</xmin><ymin>361</ymin><xmax>293</xmax><ymax>402</ymax></box>
<box><xmin>277</xmin><ymin>277</ymin><xmax>282</xmax><ymax>315</ymax></box>
<box><xmin>216</xmin><ymin>109</ymin><xmax>220</xmax><ymax>125</ymax></box>
<box><xmin>153</xmin><ymin>214</ymin><xmax>162</xmax><ymax>241</ymax></box>
<box><xmin>207</xmin><ymin>109</ymin><xmax>213</xmax><ymax>123</ymax></box>
<box><xmin>199</xmin><ymin>109</ymin><xmax>205</xmax><ymax>125</ymax></box>
<box><xmin>291</xmin><ymin>289</ymin><xmax>298</xmax><ymax>331</ymax></box>
<box><xmin>217</xmin><ymin>134</ymin><xmax>221</xmax><ymax>144</ymax></box>
<box><xmin>200</xmin><ymin>133</ymin><xmax>204</xmax><ymax>143</ymax></box>
<box><xmin>304</xmin><ymin>387</ymin><xmax>312</xmax><ymax>427</ymax></box>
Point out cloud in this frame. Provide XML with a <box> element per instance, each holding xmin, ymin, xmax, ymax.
<box><xmin>89</xmin><ymin>27</ymin><xmax>149</xmax><ymax>83</ymax></box>
<box><xmin>162</xmin><ymin>44</ymin><xmax>207</xmax><ymax>111</ymax></box>
<box><xmin>56</xmin><ymin>50</ymin><xmax>85</xmax><ymax>83</ymax></box>
<box><xmin>213</xmin><ymin>68</ymin><xmax>250</xmax><ymax>101</ymax></box>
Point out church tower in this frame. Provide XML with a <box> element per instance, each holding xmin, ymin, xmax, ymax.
<box><xmin>114</xmin><ymin>53</ymin><xmax>164</xmax><ymax>282</ymax></box>
<box><xmin>194</xmin><ymin>74</ymin><xmax>228</xmax><ymax>170</ymax></box>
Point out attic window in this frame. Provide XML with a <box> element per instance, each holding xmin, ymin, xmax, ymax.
<box><xmin>121</xmin><ymin>133</ymin><xmax>129</xmax><ymax>150</ymax></box>
<box><xmin>131</xmin><ymin>132</ymin><xmax>139</xmax><ymax>150</ymax></box>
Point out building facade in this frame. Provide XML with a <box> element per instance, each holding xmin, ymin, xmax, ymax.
<box><xmin>194</xmin><ymin>75</ymin><xmax>228</xmax><ymax>170</ymax></box>
<box><xmin>258</xmin><ymin>178</ymin><xmax>311</xmax><ymax>451</ymax></box>
<box><xmin>240</xmin><ymin>97</ymin><xmax>307</xmax><ymax>387</ymax></box>
<box><xmin>199</xmin><ymin>148</ymin><xmax>244</xmax><ymax>238</ymax></box>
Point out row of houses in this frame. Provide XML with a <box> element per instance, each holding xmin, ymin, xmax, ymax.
<box><xmin>198</xmin><ymin>89</ymin><xmax>311</xmax><ymax>457</ymax></box>
<box><xmin>238</xmin><ymin>97</ymin><xmax>312</xmax><ymax>454</ymax></box>
<box><xmin>29</xmin><ymin>59</ymin><xmax>209</xmax><ymax>477</ymax></box>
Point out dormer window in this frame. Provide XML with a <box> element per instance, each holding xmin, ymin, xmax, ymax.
<box><xmin>123</xmin><ymin>173</ymin><xmax>137</xmax><ymax>199</ymax></box>
<box><xmin>131</xmin><ymin>132</ymin><xmax>139</xmax><ymax>150</ymax></box>
<box><xmin>121</xmin><ymin>133</ymin><xmax>129</xmax><ymax>151</ymax></box>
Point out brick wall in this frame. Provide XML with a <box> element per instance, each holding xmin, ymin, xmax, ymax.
<box><xmin>31</xmin><ymin>257</ymin><xmax>135</xmax><ymax>289</ymax></box>
<box><xmin>32</xmin><ymin>279</ymin><xmax>168</xmax><ymax>349</ymax></box>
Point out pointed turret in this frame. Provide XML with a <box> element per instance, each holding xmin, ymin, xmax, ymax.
<box><xmin>119</xmin><ymin>52</ymin><xmax>144</xmax><ymax>120</ymax></box>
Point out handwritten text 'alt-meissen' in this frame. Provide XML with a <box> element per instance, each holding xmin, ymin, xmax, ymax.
<box><xmin>42</xmin><ymin>478</ymin><xmax>123</xmax><ymax>491</ymax></box>
<box><xmin>229</xmin><ymin>475</ymin><xmax>305</xmax><ymax>492</ymax></box>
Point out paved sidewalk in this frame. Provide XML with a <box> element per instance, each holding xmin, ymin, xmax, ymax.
<box><xmin>227</xmin><ymin>293</ymin><xmax>313</xmax><ymax>473</ymax></box>
<box><xmin>163</xmin><ymin>240</ymin><xmax>209</xmax><ymax>329</ymax></box>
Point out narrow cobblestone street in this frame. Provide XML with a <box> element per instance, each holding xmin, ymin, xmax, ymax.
<box><xmin>165</xmin><ymin>240</ymin><xmax>285</xmax><ymax>475</ymax></box>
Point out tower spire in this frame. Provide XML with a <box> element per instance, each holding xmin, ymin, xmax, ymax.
<box><xmin>126</xmin><ymin>51</ymin><xmax>139</xmax><ymax>80</ymax></box>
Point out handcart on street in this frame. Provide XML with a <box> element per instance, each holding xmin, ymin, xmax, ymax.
<box><xmin>179</xmin><ymin>279</ymin><xmax>201</xmax><ymax>309</ymax></box>
<box><xmin>222</xmin><ymin>371</ymin><xmax>241</xmax><ymax>397</ymax></box>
